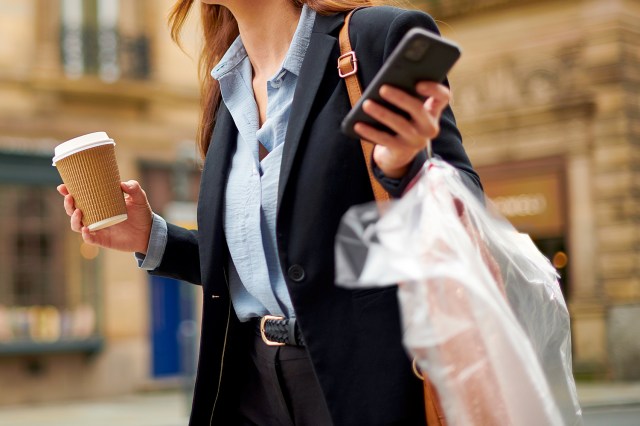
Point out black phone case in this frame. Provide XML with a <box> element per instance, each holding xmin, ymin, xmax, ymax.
<box><xmin>341</xmin><ymin>28</ymin><xmax>461</xmax><ymax>140</ymax></box>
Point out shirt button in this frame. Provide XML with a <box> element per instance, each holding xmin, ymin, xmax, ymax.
<box><xmin>287</xmin><ymin>265</ymin><xmax>305</xmax><ymax>282</ymax></box>
<box><xmin>270</xmin><ymin>79</ymin><xmax>282</xmax><ymax>89</ymax></box>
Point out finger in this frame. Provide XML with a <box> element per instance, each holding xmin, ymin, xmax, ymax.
<box><xmin>412</xmin><ymin>108</ymin><xmax>440</xmax><ymax>140</ymax></box>
<box><xmin>71</xmin><ymin>208</ymin><xmax>83</xmax><ymax>233</ymax></box>
<box><xmin>378</xmin><ymin>85</ymin><xmax>425</xmax><ymax>122</ymax></box>
<box><xmin>416</xmin><ymin>81</ymin><xmax>450</xmax><ymax>102</ymax></box>
<box><xmin>81</xmin><ymin>227</ymin><xmax>99</xmax><ymax>245</ymax></box>
<box><xmin>121</xmin><ymin>180</ymin><xmax>137</xmax><ymax>194</ymax></box>
<box><xmin>361</xmin><ymin>100</ymin><xmax>420</xmax><ymax>144</ymax></box>
<box><xmin>362</xmin><ymin>100</ymin><xmax>432</xmax><ymax>149</ymax></box>
<box><xmin>121</xmin><ymin>180</ymin><xmax>147</xmax><ymax>205</ymax></box>
<box><xmin>63</xmin><ymin>194</ymin><xmax>76</xmax><ymax>217</ymax></box>
<box><xmin>416</xmin><ymin>82</ymin><xmax>450</xmax><ymax>116</ymax></box>
<box><xmin>354</xmin><ymin>123</ymin><xmax>419</xmax><ymax>154</ymax></box>
<box><xmin>57</xmin><ymin>184</ymin><xmax>69</xmax><ymax>196</ymax></box>
<box><xmin>377</xmin><ymin>85</ymin><xmax>442</xmax><ymax>142</ymax></box>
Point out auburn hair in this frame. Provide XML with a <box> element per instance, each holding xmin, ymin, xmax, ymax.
<box><xmin>169</xmin><ymin>0</ymin><xmax>389</xmax><ymax>159</ymax></box>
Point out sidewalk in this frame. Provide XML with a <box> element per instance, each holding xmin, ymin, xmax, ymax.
<box><xmin>577</xmin><ymin>381</ymin><xmax>640</xmax><ymax>409</ymax></box>
<box><xmin>0</xmin><ymin>382</ymin><xmax>638</xmax><ymax>426</ymax></box>
<box><xmin>0</xmin><ymin>391</ymin><xmax>190</xmax><ymax>426</ymax></box>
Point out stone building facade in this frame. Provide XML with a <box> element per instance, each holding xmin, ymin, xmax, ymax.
<box><xmin>0</xmin><ymin>0</ymin><xmax>638</xmax><ymax>406</ymax></box>
<box><xmin>0</xmin><ymin>0</ymin><xmax>202</xmax><ymax>404</ymax></box>
<box><xmin>425</xmin><ymin>0</ymin><xmax>640</xmax><ymax>379</ymax></box>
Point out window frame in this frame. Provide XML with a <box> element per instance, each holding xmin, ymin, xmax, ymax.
<box><xmin>0</xmin><ymin>152</ymin><xmax>103</xmax><ymax>356</ymax></box>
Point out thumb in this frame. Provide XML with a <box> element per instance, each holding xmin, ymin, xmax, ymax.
<box><xmin>121</xmin><ymin>180</ymin><xmax>142</xmax><ymax>197</ymax></box>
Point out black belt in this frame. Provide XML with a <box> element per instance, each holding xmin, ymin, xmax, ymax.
<box><xmin>254</xmin><ymin>315</ymin><xmax>304</xmax><ymax>347</ymax></box>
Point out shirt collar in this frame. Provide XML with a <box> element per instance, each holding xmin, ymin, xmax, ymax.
<box><xmin>210</xmin><ymin>4</ymin><xmax>316</xmax><ymax>81</ymax></box>
<box><xmin>281</xmin><ymin>4</ymin><xmax>315</xmax><ymax>77</ymax></box>
<box><xmin>210</xmin><ymin>35</ymin><xmax>247</xmax><ymax>80</ymax></box>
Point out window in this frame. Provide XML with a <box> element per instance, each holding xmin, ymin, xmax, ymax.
<box><xmin>60</xmin><ymin>0</ymin><xmax>150</xmax><ymax>82</ymax></box>
<box><xmin>0</xmin><ymin>153</ymin><xmax>100</xmax><ymax>352</ymax></box>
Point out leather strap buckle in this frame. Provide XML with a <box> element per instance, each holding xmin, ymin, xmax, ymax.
<box><xmin>260</xmin><ymin>315</ymin><xmax>286</xmax><ymax>346</ymax></box>
<box><xmin>337</xmin><ymin>51</ymin><xmax>358</xmax><ymax>78</ymax></box>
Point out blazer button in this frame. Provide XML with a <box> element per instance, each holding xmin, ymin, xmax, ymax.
<box><xmin>288</xmin><ymin>264</ymin><xmax>306</xmax><ymax>282</ymax></box>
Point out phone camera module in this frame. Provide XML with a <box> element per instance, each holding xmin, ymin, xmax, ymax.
<box><xmin>404</xmin><ymin>38</ymin><xmax>430</xmax><ymax>62</ymax></box>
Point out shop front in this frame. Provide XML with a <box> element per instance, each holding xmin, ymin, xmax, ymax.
<box><xmin>479</xmin><ymin>157</ymin><xmax>569</xmax><ymax>297</ymax></box>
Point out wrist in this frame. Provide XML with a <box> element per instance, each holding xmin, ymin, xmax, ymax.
<box><xmin>136</xmin><ymin>233</ymin><xmax>150</xmax><ymax>255</ymax></box>
<box><xmin>373</xmin><ymin>147</ymin><xmax>419</xmax><ymax>179</ymax></box>
<box><xmin>377</xmin><ymin>163</ymin><xmax>410</xmax><ymax>179</ymax></box>
<box><xmin>135</xmin><ymin>211</ymin><xmax>154</xmax><ymax>254</ymax></box>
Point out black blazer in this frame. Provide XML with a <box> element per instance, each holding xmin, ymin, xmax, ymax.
<box><xmin>152</xmin><ymin>6</ymin><xmax>481</xmax><ymax>425</ymax></box>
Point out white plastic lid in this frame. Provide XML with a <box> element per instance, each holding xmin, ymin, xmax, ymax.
<box><xmin>52</xmin><ymin>132</ymin><xmax>115</xmax><ymax>165</ymax></box>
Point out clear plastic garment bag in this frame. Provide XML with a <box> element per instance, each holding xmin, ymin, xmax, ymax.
<box><xmin>335</xmin><ymin>157</ymin><xmax>583</xmax><ymax>426</ymax></box>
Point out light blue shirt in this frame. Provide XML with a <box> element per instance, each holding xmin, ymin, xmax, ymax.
<box><xmin>138</xmin><ymin>5</ymin><xmax>316</xmax><ymax>322</ymax></box>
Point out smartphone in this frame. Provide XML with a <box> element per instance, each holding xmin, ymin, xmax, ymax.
<box><xmin>340</xmin><ymin>27</ymin><xmax>461</xmax><ymax>140</ymax></box>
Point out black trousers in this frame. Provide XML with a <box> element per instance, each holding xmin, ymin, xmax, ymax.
<box><xmin>233</xmin><ymin>327</ymin><xmax>333</xmax><ymax>426</ymax></box>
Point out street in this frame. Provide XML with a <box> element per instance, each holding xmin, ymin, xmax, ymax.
<box><xmin>0</xmin><ymin>392</ymin><xmax>190</xmax><ymax>426</ymax></box>
<box><xmin>583</xmin><ymin>405</ymin><xmax>640</xmax><ymax>426</ymax></box>
<box><xmin>0</xmin><ymin>389</ymin><xmax>639</xmax><ymax>425</ymax></box>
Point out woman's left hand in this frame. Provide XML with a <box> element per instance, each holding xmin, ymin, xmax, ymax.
<box><xmin>354</xmin><ymin>82</ymin><xmax>451</xmax><ymax>179</ymax></box>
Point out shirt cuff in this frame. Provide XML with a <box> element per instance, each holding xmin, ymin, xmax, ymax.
<box><xmin>372</xmin><ymin>150</ymin><xmax>427</xmax><ymax>198</ymax></box>
<box><xmin>134</xmin><ymin>213</ymin><xmax>168</xmax><ymax>271</ymax></box>
<box><xmin>372</xmin><ymin>164</ymin><xmax>402</xmax><ymax>189</ymax></box>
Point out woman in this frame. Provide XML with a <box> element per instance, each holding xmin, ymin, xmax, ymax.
<box><xmin>58</xmin><ymin>0</ymin><xmax>481</xmax><ymax>424</ymax></box>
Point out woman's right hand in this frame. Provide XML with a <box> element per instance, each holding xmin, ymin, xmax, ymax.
<box><xmin>57</xmin><ymin>180</ymin><xmax>153</xmax><ymax>254</ymax></box>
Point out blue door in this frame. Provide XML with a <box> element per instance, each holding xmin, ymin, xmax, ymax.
<box><xmin>150</xmin><ymin>275</ymin><xmax>181</xmax><ymax>377</ymax></box>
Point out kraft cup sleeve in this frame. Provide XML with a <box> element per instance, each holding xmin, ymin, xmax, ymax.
<box><xmin>55</xmin><ymin>144</ymin><xmax>127</xmax><ymax>230</ymax></box>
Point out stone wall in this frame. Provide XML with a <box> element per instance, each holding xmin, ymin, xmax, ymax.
<box><xmin>435</xmin><ymin>0</ymin><xmax>640</xmax><ymax>379</ymax></box>
<box><xmin>0</xmin><ymin>0</ymin><xmax>202</xmax><ymax>404</ymax></box>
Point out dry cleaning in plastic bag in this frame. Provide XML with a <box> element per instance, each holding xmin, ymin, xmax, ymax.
<box><xmin>335</xmin><ymin>157</ymin><xmax>582</xmax><ymax>426</ymax></box>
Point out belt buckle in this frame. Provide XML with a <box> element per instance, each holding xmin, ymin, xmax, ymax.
<box><xmin>260</xmin><ymin>315</ymin><xmax>286</xmax><ymax>346</ymax></box>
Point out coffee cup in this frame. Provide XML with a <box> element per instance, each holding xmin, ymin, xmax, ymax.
<box><xmin>53</xmin><ymin>132</ymin><xmax>127</xmax><ymax>231</ymax></box>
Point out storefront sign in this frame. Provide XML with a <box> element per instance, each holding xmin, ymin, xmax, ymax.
<box><xmin>483</xmin><ymin>172</ymin><xmax>564</xmax><ymax>237</ymax></box>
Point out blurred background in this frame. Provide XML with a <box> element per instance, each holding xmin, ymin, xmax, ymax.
<box><xmin>0</xmin><ymin>0</ymin><xmax>639</xmax><ymax>424</ymax></box>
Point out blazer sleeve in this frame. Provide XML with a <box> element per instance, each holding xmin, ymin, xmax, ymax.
<box><xmin>354</xmin><ymin>7</ymin><xmax>483</xmax><ymax>199</ymax></box>
<box><xmin>149</xmin><ymin>222</ymin><xmax>202</xmax><ymax>285</ymax></box>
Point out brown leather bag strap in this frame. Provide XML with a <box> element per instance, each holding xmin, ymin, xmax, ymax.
<box><xmin>413</xmin><ymin>359</ymin><xmax>448</xmax><ymax>425</ymax></box>
<box><xmin>424</xmin><ymin>374</ymin><xmax>448</xmax><ymax>425</ymax></box>
<box><xmin>338</xmin><ymin>9</ymin><xmax>390</xmax><ymax>203</ymax></box>
<box><xmin>340</xmin><ymin>11</ymin><xmax>446</xmax><ymax>425</ymax></box>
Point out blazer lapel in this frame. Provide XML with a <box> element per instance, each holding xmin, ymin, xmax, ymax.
<box><xmin>278</xmin><ymin>13</ymin><xmax>345</xmax><ymax>206</ymax></box>
<box><xmin>198</xmin><ymin>104</ymin><xmax>236</xmax><ymax>278</ymax></box>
